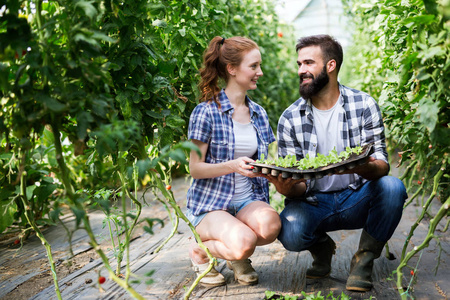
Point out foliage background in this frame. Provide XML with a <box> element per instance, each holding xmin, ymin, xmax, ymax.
<box><xmin>0</xmin><ymin>0</ymin><xmax>298</xmax><ymax>235</ymax></box>
<box><xmin>342</xmin><ymin>0</ymin><xmax>449</xmax><ymax>201</ymax></box>
<box><xmin>342</xmin><ymin>1</ymin><xmax>449</xmax><ymax>296</ymax></box>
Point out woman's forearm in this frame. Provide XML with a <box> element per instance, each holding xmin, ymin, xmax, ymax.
<box><xmin>189</xmin><ymin>160</ymin><xmax>234</xmax><ymax>179</ymax></box>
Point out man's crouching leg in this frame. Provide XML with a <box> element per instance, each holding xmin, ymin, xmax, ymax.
<box><xmin>347</xmin><ymin>176</ymin><xmax>407</xmax><ymax>291</ymax></box>
<box><xmin>346</xmin><ymin>230</ymin><xmax>385</xmax><ymax>291</ymax></box>
<box><xmin>278</xmin><ymin>199</ymin><xmax>336</xmax><ymax>278</ymax></box>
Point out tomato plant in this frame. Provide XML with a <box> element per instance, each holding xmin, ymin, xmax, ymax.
<box><xmin>343</xmin><ymin>0</ymin><xmax>449</xmax><ymax>298</ymax></box>
<box><xmin>0</xmin><ymin>0</ymin><xmax>297</xmax><ymax>299</ymax></box>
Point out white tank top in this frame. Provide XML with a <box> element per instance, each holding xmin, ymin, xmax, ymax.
<box><xmin>232</xmin><ymin>119</ymin><xmax>258</xmax><ymax>201</ymax></box>
<box><xmin>312</xmin><ymin>97</ymin><xmax>355</xmax><ymax>192</ymax></box>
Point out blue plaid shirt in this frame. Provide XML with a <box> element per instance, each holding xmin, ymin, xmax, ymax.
<box><xmin>187</xmin><ymin>90</ymin><xmax>276</xmax><ymax>216</ymax></box>
<box><xmin>277</xmin><ymin>84</ymin><xmax>388</xmax><ymax>192</ymax></box>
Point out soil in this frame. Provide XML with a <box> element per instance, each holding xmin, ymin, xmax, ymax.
<box><xmin>0</xmin><ymin>191</ymin><xmax>172</xmax><ymax>300</ymax></box>
<box><xmin>1</xmin><ymin>248</ymin><xmax>97</xmax><ymax>300</ymax></box>
<box><xmin>1</xmin><ymin>176</ymin><xmax>448</xmax><ymax>300</ymax></box>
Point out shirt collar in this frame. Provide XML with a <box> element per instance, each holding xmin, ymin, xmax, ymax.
<box><xmin>218</xmin><ymin>89</ymin><xmax>258</xmax><ymax>118</ymax></box>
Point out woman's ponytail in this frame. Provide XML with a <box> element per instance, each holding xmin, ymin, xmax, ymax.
<box><xmin>198</xmin><ymin>36</ymin><xmax>259</xmax><ymax>106</ymax></box>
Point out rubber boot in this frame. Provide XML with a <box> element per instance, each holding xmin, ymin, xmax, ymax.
<box><xmin>346</xmin><ymin>230</ymin><xmax>385</xmax><ymax>292</ymax></box>
<box><xmin>306</xmin><ymin>234</ymin><xmax>336</xmax><ymax>279</ymax></box>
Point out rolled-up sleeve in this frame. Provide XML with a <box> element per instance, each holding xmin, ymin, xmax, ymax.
<box><xmin>362</xmin><ymin>96</ymin><xmax>388</xmax><ymax>164</ymax></box>
<box><xmin>188</xmin><ymin>104</ymin><xmax>211</xmax><ymax>144</ymax></box>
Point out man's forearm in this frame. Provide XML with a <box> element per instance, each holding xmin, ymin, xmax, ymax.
<box><xmin>357</xmin><ymin>159</ymin><xmax>389</xmax><ymax>180</ymax></box>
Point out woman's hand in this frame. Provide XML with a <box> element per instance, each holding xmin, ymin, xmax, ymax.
<box><xmin>189</xmin><ymin>139</ymin><xmax>264</xmax><ymax>179</ymax></box>
<box><xmin>226</xmin><ymin>156</ymin><xmax>261</xmax><ymax>178</ymax></box>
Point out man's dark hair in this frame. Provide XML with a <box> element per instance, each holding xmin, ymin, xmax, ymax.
<box><xmin>296</xmin><ymin>34</ymin><xmax>343</xmax><ymax>72</ymax></box>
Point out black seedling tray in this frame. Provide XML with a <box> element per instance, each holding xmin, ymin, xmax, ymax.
<box><xmin>250</xmin><ymin>143</ymin><xmax>374</xmax><ymax>180</ymax></box>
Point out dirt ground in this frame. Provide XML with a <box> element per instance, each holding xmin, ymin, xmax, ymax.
<box><xmin>0</xmin><ymin>185</ymin><xmax>174</xmax><ymax>300</ymax></box>
<box><xmin>0</xmin><ymin>176</ymin><xmax>448</xmax><ymax>300</ymax></box>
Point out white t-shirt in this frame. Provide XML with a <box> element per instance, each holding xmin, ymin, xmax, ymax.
<box><xmin>232</xmin><ymin>119</ymin><xmax>258</xmax><ymax>201</ymax></box>
<box><xmin>312</xmin><ymin>97</ymin><xmax>355</xmax><ymax>192</ymax></box>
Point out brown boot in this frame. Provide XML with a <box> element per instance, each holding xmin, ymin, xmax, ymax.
<box><xmin>191</xmin><ymin>260</ymin><xmax>226</xmax><ymax>287</ymax></box>
<box><xmin>227</xmin><ymin>259</ymin><xmax>258</xmax><ymax>285</ymax></box>
<box><xmin>346</xmin><ymin>230</ymin><xmax>385</xmax><ymax>291</ymax></box>
<box><xmin>306</xmin><ymin>234</ymin><xmax>336</xmax><ymax>279</ymax></box>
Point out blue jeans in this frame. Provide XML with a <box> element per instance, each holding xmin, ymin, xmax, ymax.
<box><xmin>278</xmin><ymin>176</ymin><xmax>407</xmax><ymax>251</ymax></box>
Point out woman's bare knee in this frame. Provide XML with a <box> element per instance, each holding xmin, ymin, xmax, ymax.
<box><xmin>237</xmin><ymin>203</ymin><xmax>281</xmax><ymax>245</ymax></box>
<box><xmin>230</xmin><ymin>230</ymin><xmax>257</xmax><ymax>260</ymax></box>
<box><xmin>260</xmin><ymin>215</ymin><xmax>282</xmax><ymax>243</ymax></box>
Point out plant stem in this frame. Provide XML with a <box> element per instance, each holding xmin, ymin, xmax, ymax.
<box><xmin>149</xmin><ymin>173</ymin><xmax>216</xmax><ymax>300</ymax></box>
<box><xmin>117</xmin><ymin>169</ymin><xmax>143</xmax><ymax>282</ymax></box>
<box><xmin>403</xmin><ymin>185</ymin><xmax>423</xmax><ymax>208</ymax></box>
<box><xmin>58</xmin><ymin>218</ymin><xmax>74</xmax><ymax>258</ymax></box>
<box><xmin>50</xmin><ymin>120</ymin><xmax>145</xmax><ymax>299</ymax></box>
<box><xmin>154</xmin><ymin>210</ymin><xmax>179</xmax><ymax>253</ymax></box>
<box><xmin>396</xmin><ymin>164</ymin><xmax>447</xmax><ymax>298</ymax></box>
<box><xmin>19</xmin><ymin>151</ymin><xmax>62</xmax><ymax>300</ymax></box>
<box><xmin>397</xmin><ymin>195</ymin><xmax>449</xmax><ymax>299</ymax></box>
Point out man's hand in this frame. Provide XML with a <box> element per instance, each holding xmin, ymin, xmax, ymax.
<box><xmin>337</xmin><ymin>156</ymin><xmax>389</xmax><ymax>180</ymax></box>
<box><xmin>263</xmin><ymin>173</ymin><xmax>307</xmax><ymax>198</ymax></box>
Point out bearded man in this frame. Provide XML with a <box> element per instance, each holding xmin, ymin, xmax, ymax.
<box><xmin>267</xmin><ymin>35</ymin><xmax>407</xmax><ymax>292</ymax></box>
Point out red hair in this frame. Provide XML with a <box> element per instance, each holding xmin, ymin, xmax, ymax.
<box><xmin>198</xmin><ymin>36</ymin><xmax>259</xmax><ymax>106</ymax></box>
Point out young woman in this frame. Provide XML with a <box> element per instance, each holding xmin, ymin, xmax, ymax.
<box><xmin>186</xmin><ymin>36</ymin><xmax>281</xmax><ymax>286</ymax></box>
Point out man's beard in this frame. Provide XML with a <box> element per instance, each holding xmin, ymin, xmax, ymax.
<box><xmin>299</xmin><ymin>64</ymin><xmax>329</xmax><ymax>99</ymax></box>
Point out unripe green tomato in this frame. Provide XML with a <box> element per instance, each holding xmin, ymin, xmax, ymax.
<box><xmin>233</xmin><ymin>15</ymin><xmax>242</xmax><ymax>22</ymax></box>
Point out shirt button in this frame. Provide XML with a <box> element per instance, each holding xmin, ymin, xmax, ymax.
<box><xmin>313</xmin><ymin>144</ymin><xmax>317</xmax><ymax>147</ymax></box>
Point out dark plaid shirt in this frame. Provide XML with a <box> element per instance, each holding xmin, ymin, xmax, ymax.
<box><xmin>277</xmin><ymin>84</ymin><xmax>388</xmax><ymax>191</ymax></box>
<box><xmin>187</xmin><ymin>89</ymin><xmax>276</xmax><ymax>216</ymax></box>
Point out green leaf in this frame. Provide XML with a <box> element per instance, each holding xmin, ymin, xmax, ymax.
<box><xmin>168</xmin><ymin>148</ymin><xmax>186</xmax><ymax>162</ymax></box>
<box><xmin>146</xmin><ymin>110</ymin><xmax>163</xmax><ymax>119</ymax></box>
<box><xmin>135</xmin><ymin>159</ymin><xmax>152</xmax><ymax>179</ymax></box>
<box><xmin>158</xmin><ymin>58</ymin><xmax>177</xmax><ymax>74</ymax></box>
<box><xmin>165</xmin><ymin>115</ymin><xmax>185</xmax><ymax>128</ymax></box>
<box><xmin>98</xmin><ymin>198</ymin><xmax>111</xmax><ymax>215</ymax></box>
<box><xmin>179</xmin><ymin>141</ymin><xmax>201</xmax><ymax>157</ymax></box>
<box><xmin>75</xmin><ymin>0</ymin><xmax>98</xmax><ymax>19</ymax></box>
<box><xmin>0</xmin><ymin>63</ymin><xmax>9</xmax><ymax>92</ymax></box>
<box><xmin>77</xmin><ymin>111</ymin><xmax>94</xmax><ymax>140</ymax></box>
<box><xmin>36</xmin><ymin>94</ymin><xmax>66</xmax><ymax>112</ymax></box>
<box><xmin>143</xmin><ymin>217</ymin><xmax>164</xmax><ymax>234</ymax></box>
<box><xmin>0</xmin><ymin>198</ymin><xmax>17</xmax><ymax>233</ymax></box>
<box><xmin>152</xmin><ymin>19</ymin><xmax>167</xmax><ymax>28</ymax></box>
<box><xmin>26</xmin><ymin>185</ymin><xmax>36</xmax><ymax>200</ymax></box>
<box><xmin>70</xmin><ymin>206</ymin><xmax>86</xmax><ymax>227</ymax></box>
<box><xmin>49</xmin><ymin>206</ymin><xmax>62</xmax><ymax>223</ymax></box>
<box><xmin>416</xmin><ymin>98</ymin><xmax>439</xmax><ymax>132</ymax></box>
<box><xmin>151</xmin><ymin>76</ymin><xmax>170</xmax><ymax>92</ymax></box>
<box><xmin>148</xmin><ymin>3</ymin><xmax>166</xmax><ymax>15</ymax></box>
<box><xmin>402</xmin><ymin>14</ymin><xmax>436</xmax><ymax>26</ymax></box>
<box><xmin>91</xmin><ymin>31</ymin><xmax>116</xmax><ymax>43</ymax></box>
<box><xmin>418</xmin><ymin>46</ymin><xmax>446</xmax><ymax>61</ymax></box>
<box><xmin>178</xmin><ymin>27</ymin><xmax>186</xmax><ymax>37</ymax></box>
<box><xmin>73</xmin><ymin>32</ymin><xmax>98</xmax><ymax>46</ymax></box>
<box><xmin>36</xmin><ymin>184</ymin><xmax>57</xmax><ymax>203</ymax></box>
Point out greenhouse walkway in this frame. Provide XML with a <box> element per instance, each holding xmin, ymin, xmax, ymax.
<box><xmin>0</xmin><ymin>175</ymin><xmax>449</xmax><ymax>300</ymax></box>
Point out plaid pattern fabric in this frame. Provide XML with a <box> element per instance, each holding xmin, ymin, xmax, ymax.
<box><xmin>187</xmin><ymin>89</ymin><xmax>276</xmax><ymax>216</ymax></box>
<box><xmin>277</xmin><ymin>84</ymin><xmax>388</xmax><ymax>191</ymax></box>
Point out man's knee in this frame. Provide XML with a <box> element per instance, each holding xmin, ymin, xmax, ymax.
<box><xmin>377</xmin><ymin>176</ymin><xmax>407</xmax><ymax>209</ymax></box>
<box><xmin>278</xmin><ymin>207</ymin><xmax>311</xmax><ymax>252</ymax></box>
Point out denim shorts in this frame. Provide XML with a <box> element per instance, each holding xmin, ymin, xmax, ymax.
<box><xmin>186</xmin><ymin>196</ymin><xmax>256</xmax><ymax>227</ymax></box>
